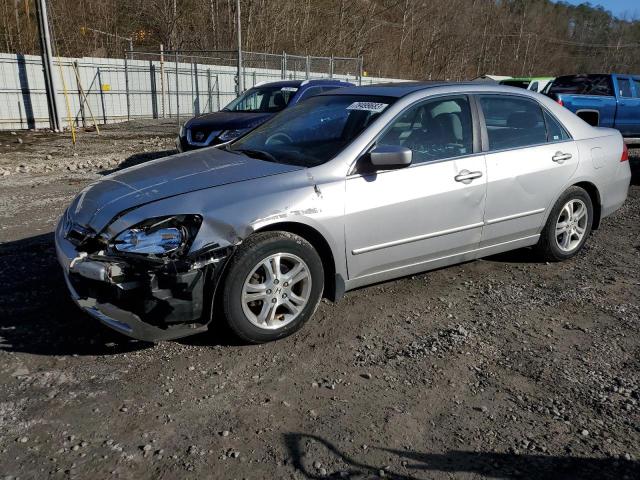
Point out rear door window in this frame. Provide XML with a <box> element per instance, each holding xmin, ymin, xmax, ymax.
<box><xmin>634</xmin><ymin>79</ymin><xmax>640</xmax><ymax>98</ymax></box>
<box><xmin>478</xmin><ymin>95</ymin><xmax>547</xmax><ymax>150</ymax></box>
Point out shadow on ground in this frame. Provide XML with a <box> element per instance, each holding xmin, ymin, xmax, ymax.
<box><xmin>0</xmin><ymin>233</ymin><xmax>152</xmax><ymax>356</ymax></box>
<box><xmin>100</xmin><ymin>149</ymin><xmax>177</xmax><ymax>175</ymax></box>
<box><xmin>284</xmin><ymin>433</ymin><xmax>639</xmax><ymax>480</ymax></box>
<box><xmin>485</xmin><ymin>246</ymin><xmax>543</xmax><ymax>264</ymax></box>
<box><xmin>0</xmin><ymin>232</ymin><xmax>237</xmax><ymax>355</ymax></box>
<box><xmin>630</xmin><ymin>157</ymin><xmax>640</xmax><ymax>186</ymax></box>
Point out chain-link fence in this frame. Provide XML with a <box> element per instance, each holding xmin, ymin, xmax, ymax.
<box><xmin>124</xmin><ymin>50</ymin><xmax>235</xmax><ymax>125</ymax></box>
<box><xmin>241</xmin><ymin>51</ymin><xmax>363</xmax><ymax>85</ymax></box>
<box><xmin>122</xmin><ymin>49</ymin><xmax>365</xmax><ymax>126</ymax></box>
<box><xmin>0</xmin><ymin>50</ymin><xmax>401</xmax><ymax>130</ymax></box>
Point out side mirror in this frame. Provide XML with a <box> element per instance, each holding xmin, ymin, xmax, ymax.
<box><xmin>369</xmin><ymin>145</ymin><xmax>412</xmax><ymax>170</ymax></box>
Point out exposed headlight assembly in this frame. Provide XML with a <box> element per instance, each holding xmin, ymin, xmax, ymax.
<box><xmin>218</xmin><ymin>128</ymin><xmax>251</xmax><ymax>143</ymax></box>
<box><xmin>115</xmin><ymin>228</ymin><xmax>182</xmax><ymax>255</ymax></box>
<box><xmin>112</xmin><ymin>215</ymin><xmax>202</xmax><ymax>257</ymax></box>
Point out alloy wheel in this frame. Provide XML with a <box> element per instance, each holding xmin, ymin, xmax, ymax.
<box><xmin>555</xmin><ymin>199</ymin><xmax>588</xmax><ymax>252</ymax></box>
<box><xmin>241</xmin><ymin>253</ymin><xmax>312</xmax><ymax>330</ymax></box>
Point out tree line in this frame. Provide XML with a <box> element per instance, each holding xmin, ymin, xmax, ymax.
<box><xmin>1</xmin><ymin>0</ymin><xmax>639</xmax><ymax>79</ymax></box>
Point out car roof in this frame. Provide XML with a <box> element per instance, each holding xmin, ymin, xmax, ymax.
<box><xmin>301</xmin><ymin>79</ymin><xmax>353</xmax><ymax>86</ymax></box>
<box><xmin>251</xmin><ymin>79</ymin><xmax>353</xmax><ymax>89</ymax></box>
<box><xmin>324</xmin><ymin>81</ymin><xmax>488</xmax><ymax>98</ymax></box>
<box><xmin>319</xmin><ymin>81</ymin><xmax>571</xmax><ymax>100</ymax></box>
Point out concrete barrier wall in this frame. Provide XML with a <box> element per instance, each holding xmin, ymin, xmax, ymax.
<box><xmin>0</xmin><ymin>53</ymin><xmax>404</xmax><ymax>131</ymax></box>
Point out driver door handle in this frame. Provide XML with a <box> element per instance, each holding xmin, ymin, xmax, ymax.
<box><xmin>454</xmin><ymin>170</ymin><xmax>483</xmax><ymax>184</ymax></box>
<box><xmin>552</xmin><ymin>152</ymin><xmax>572</xmax><ymax>163</ymax></box>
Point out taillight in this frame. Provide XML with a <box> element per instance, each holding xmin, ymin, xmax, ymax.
<box><xmin>621</xmin><ymin>143</ymin><xmax>629</xmax><ymax>162</ymax></box>
<box><xmin>557</xmin><ymin>98</ymin><xmax>564</xmax><ymax>107</ymax></box>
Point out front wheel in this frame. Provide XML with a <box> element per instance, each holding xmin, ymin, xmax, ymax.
<box><xmin>222</xmin><ymin>231</ymin><xmax>324</xmax><ymax>343</ymax></box>
<box><xmin>536</xmin><ymin>186</ymin><xmax>593</xmax><ymax>262</ymax></box>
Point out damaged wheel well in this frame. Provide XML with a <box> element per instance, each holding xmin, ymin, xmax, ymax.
<box><xmin>257</xmin><ymin>222</ymin><xmax>342</xmax><ymax>302</ymax></box>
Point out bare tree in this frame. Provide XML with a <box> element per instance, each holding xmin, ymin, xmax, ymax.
<box><xmin>1</xmin><ymin>0</ymin><xmax>638</xmax><ymax>78</ymax></box>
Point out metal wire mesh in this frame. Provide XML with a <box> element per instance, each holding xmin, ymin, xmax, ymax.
<box><xmin>122</xmin><ymin>50</ymin><xmax>363</xmax><ymax>126</ymax></box>
<box><xmin>0</xmin><ymin>49</ymin><xmax>370</xmax><ymax>130</ymax></box>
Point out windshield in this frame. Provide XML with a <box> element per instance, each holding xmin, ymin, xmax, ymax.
<box><xmin>223</xmin><ymin>86</ymin><xmax>298</xmax><ymax>113</ymax></box>
<box><xmin>229</xmin><ymin>95</ymin><xmax>395</xmax><ymax>167</ymax></box>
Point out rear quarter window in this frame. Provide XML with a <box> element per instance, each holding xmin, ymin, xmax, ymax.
<box><xmin>543</xmin><ymin>110</ymin><xmax>571</xmax><ymax>142</ymax></box>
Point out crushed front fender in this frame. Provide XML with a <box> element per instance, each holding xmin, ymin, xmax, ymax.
<box><xmin>57</xmin><ymin>220</ymin><xmax>233</xmax><ymax>341</ymax></box>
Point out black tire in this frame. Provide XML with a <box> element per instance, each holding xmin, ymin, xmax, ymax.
<box><xmin>222</xmin><ymin>231</ymin><xmax>324</xmax><ymax>343</ymax></box>
<box><xmin>536</xmin><ymin>186</ymin><xmax>593</xmax><ymax>262</ymax></box>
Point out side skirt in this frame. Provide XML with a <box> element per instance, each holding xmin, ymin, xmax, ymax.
<box><xmin>344</xmin><ymin>235</ymin><xmax>540</xmax><ymax>291</ymax></box>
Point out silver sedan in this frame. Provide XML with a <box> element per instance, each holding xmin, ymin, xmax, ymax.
<box><xmin>55</xmin><ymin>82</ymin><xmax>632</xmax><ymax>343</ymax></box>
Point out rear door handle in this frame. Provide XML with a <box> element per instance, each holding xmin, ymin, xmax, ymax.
<box><xmin>454</xmin><ymin>170</ymin><xmax>483</xmax><ymax>184</ymax></box>
<box><xmin>552</xmin><ymin>152</ymin><xmax>572</xmax><ymax>163</ymax></box>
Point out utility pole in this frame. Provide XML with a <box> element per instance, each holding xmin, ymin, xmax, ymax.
<box><xmin>236</xmin><ymin>0</ymin><xmax>243</xmax><ymax>95</ymax></box>
<box><xmin>35</xmin><ymin>0</ymin><xmax>61</xmax><ymax>131</ymax></box>
<box><xmin>14</xmin><ymin>0</ymin><xmax>22</xmax><ymax>52</ymax></box>
<box><xmin>171</xmin><ymin>0</ymin><xmax>177</xmax><ymax>50</ymax></box>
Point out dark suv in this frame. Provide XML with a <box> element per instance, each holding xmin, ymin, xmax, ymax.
<box><xmin>176</xmin><ymin>79</ymin><xmax>353</xmax><ymax>151</ymax></box>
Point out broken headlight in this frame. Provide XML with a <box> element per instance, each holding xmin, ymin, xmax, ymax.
<box><xmin>111</xmin><ymin>215</ymin><xmax>202</xmax><ymax>257</ymax></box>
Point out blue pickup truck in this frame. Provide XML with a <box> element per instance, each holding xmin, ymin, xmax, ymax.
<box><xmin>545</xmin><ymin>74</ymin><xmax>640</xmax><ymax>138</ymax></box>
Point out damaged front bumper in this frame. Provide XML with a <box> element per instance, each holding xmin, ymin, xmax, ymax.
<box><xmin>55</xmin><ymin>219</ymin><xmax>229</xmax><ymax>342</ymax></box>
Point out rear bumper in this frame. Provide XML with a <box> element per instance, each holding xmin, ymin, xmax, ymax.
<box><xmin>602</xmin><ymin>159</ymin><xmax>632</xmax><ymax>219</ymax></box>
<box><xmin>55</xmin><ymin>218</ymin><xmax>226</xmax><ymax>342</ymax></box>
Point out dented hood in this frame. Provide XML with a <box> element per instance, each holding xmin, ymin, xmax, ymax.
<box><xmin>69</xmin><ymin>147</ymin><xmax>303</xmax><ymax>231</ymax></box>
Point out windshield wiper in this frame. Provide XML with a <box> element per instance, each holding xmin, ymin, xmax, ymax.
<box><xmin>233</xmin><ymin>148</ymin><xmax>277</xmax><ymax>163</ymax></box>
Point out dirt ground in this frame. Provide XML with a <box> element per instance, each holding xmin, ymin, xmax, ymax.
<box><xmin>0</xmin><ymin>122</ymin><xmax>638</xmax><ymax>480</ymax></box>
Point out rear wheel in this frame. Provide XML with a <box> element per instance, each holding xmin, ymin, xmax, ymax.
<box><xmin>222</xmin><ymin>231</ymin><xmax>324</xmax><ymax>343</ymax></box>
<box><xmin>536</xmin><ymin>186</ymin><xmax>593</xmax><ymax>261</ymax></box>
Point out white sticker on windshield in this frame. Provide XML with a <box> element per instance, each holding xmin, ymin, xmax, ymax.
<box><xmin>346</xmin><ymin>101</ymin><xmax>388</xmax><ymax>113</ymax></box>
<box><xmin>281</xmin><ymin>87</ymin><xmax>298</xmax><ymax>92</ymax></box>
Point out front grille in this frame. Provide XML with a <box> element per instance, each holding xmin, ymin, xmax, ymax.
<box><xmin>187</xmin><ymin>128</ymin><xmax>221</xmax><ymax>145</ymax></box>
<box><xmin>66</xmin><ymin>224</ymin><xmax>93</xmax><ymax>246</ymax></box>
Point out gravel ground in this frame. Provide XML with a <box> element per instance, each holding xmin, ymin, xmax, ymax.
<box><xmin>0</xmin><ymin>122</ymin><xmax>639</xmax><ymax>480</ymax></box>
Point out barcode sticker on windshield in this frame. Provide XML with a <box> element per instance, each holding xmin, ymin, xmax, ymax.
<box><xmin>281</xmin><ymin>87</ymin><xmax>298</xmax><ymax>92</ymax></box>
<box><xmin>346</xmin><ymin>102</ymin><xmax>388</xmax><ymax>113</ymax></box>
